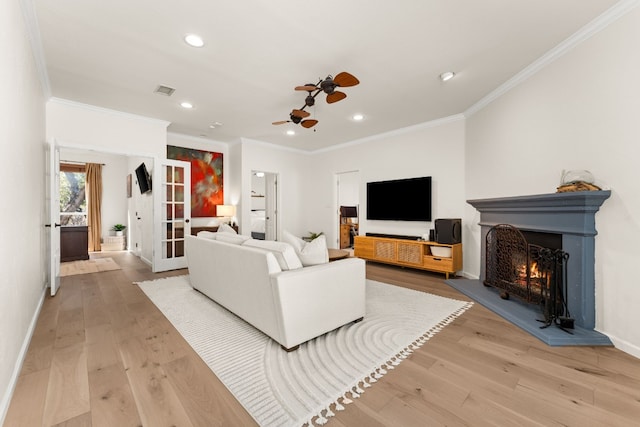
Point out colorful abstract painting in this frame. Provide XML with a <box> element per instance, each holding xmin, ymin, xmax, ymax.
<box><xmin>167</xmin><ymin>145</ymin><xmax>223</xmax><ymax>217</ymax></box>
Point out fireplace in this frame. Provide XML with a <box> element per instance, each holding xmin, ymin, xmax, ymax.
<box><xmin>484</xmin><ymin>224</ymin><xmax>574</xmax><ymax>332</ymax></box>
<box><xmin>447</xmin><ymin>191</ymin><xmax>612</xmax><ymax>346</ymax></box>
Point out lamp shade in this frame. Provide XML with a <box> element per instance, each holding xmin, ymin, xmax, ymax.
<box><xmin>216</xmin><ymin>204</ymin><xmax>236</xmax><ymax>217</ymax></box>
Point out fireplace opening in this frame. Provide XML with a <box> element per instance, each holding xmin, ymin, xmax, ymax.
<box><xmin>484</xmin><ymin>224</ymin><xmax>574</xmax><ymax>333</ymax></box>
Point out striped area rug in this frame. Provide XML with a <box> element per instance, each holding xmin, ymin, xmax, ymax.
<box><xmin>137</xmin><ymin>275</ymin><xmax>472</xmax><ymax>427</ymax></box>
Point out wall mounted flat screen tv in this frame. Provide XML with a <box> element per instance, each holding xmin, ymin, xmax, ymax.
<box><xmin>135</xmin><ymin>162</ymin><xmax>152</xmax><ymax>194</ymax></box>
<box><xmin>367</xmin><ymin>176</ymin><xmax>432</xmax><ymax>221</ymax></box>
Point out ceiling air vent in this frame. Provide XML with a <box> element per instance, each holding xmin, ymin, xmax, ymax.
<box><xmin>154</xmin><ymin>85</ymin><xmax>176</xmax><ymax>96</ymax></box>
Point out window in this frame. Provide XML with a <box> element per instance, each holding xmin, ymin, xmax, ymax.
<box><xmin>60</xmin><ymin>163</ymin><xmax>87</xmax><ymax>226</ymax></box>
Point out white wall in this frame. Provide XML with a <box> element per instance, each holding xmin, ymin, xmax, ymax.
<box><xmin>0</xmin><ymin>0</ymin><xmax>47</xmax><ymax>422</ymax></box>
<box><xmin>47</xmin><ymin>99</ymin><xmax>168</xmax><ymax>158</ymax></box>
<box><xmin>464</xmin><ymin>7</ymin><xmax>640</xmax><ymax>357</ymax></box>
<box><xmin>308</xmin><ymin>118</ymin><xmax>467</xmax><ymax>249</ymax></box>
<box><xmin>239</xmin><ymin>139</ymin><xmax>309</xmax><ymax>239</ymax></box>
<box><xmin>127</xmin><ymin>156</ymin><xmax>154</xmax><ymax>261</ymax></box>
<box><xmin>59</xmin><ymin>149</ymin><xmax>129</xmax><ymax>240</ymax></box>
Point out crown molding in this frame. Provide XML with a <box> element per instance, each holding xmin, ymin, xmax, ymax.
<box><xmin>311</xmin><ymin>114</ymin><xmax>466</xmax><ymax>155</ymax></box>
<box><xmin>49</xmin><ymin>97</ymin><xmax>171</xmax><ymax>127</ymax></box>
<box><xmin>19</xmin><ymin>0</ymin><xmax>51</xmax><ymax>98</ymax></box>
<box><xmin>465</xmin><ymin>0</ymin><xmax>640</xmax><ymax>117</ymax></box>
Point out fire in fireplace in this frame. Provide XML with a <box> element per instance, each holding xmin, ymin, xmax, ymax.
<box><xmin>484</xmin><ymin>224</ymin><xmax>574</xmax><ymax>332</ymax></box>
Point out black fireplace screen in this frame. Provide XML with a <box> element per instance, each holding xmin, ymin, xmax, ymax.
<box><xmin>484</xmin><ymin>224</ymin><xmax>574</xmax><ymax>331</ymax></box>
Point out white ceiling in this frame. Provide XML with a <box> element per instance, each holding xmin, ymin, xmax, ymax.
<box><xmin>32</xmin><ymin>0</ymin><xmax>620</xmax><ymax>151</ymax></box>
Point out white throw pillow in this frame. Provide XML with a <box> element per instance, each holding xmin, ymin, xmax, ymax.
<box><xmin>282</xmin><ymin>231</ymin><xmax>329</xmax><ymax>266</ymax></box>
<box><xmin>197</xmin><ymin>231</ymin><xmax>218</xmax><ymax>240</ymax></box>
<box><xmin>215</xmin><ymin>233</ymin><xmax>250</xmax><ymax>245</ymax></box>
<box><xmin>217</xmin><ymin>223</ymin><xmax>237</xmax><ymax>234</ymax></box>
<box><xmin>242</xmin><ymin>239</ymin><xmax>302</xmax><ymax>271</ymax></box>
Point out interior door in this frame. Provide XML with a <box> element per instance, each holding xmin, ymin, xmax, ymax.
<box><xmin>264</xmin><ymin>172</ymin><xmax>278</xmax><ymax>241</ymax></box>
<box><xmin>153</xmin><ymin>158</ymin><xmax>191</xmax><ymax>272</ymax></box>
<box><xmin>46</xmin><ymin>140</ymin><xmax>61</xmax><ymax>296</ymax></box>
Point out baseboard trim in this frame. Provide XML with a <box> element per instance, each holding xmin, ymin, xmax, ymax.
<box><xmin>0</xmin><ymin>286</ymin><xmax>46</xmax><ymax>425</ymax></box>
<box><xmin>140</xmin><ymin>255</ymin><xmax>152</xmax><ymax>267</ymax></box>
<box><xmin>603</xmin><ymin>332</ymin><xmax>640</xmax><ymax>360</ymax></box>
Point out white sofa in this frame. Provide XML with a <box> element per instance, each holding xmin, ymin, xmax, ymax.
<box><xmin>185</xmin><ymin>234</ymin><xmax>366</xmax><ymax>351</ymax></box>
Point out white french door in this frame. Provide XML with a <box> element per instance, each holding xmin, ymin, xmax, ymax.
<box><xmin>152</xmin><ymin>158</ymin><xmax>191</xmax><ymax>272</ymax></box>
<box><xmin>46</xmin><ymin>139</ymin><xmax>61</xmax><ymax>296</ymax></box>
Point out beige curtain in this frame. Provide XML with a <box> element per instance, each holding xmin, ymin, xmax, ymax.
<box><xmin>86</xmin><ymin>163</ymin><xmax>103</xmax><ymax>252</ymax></box>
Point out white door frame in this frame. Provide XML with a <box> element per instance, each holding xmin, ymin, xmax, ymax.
<box><xmin>46</xmin><ymin>139</ymin><xmax>61</xmax><ymax>296</ymax></box>
<box><xmin>264</xmin><ymin>172</ymin><xmax>278</xmax><ymax>241</ymax></box>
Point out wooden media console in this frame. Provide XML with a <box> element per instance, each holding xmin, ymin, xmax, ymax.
<box><xmin>354</xmin><ymin>235</ymin><xmax>462</xmax><ymax>279</ymax></box>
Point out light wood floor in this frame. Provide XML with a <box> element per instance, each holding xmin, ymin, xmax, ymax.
<box><xmin>5</xmin><ymin>252</ymin><xmax>640</xmax><ymax>426</ymax></box>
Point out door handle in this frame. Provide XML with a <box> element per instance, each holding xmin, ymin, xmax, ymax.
<box><xmin>45</xmin><ymin>223</ymin><xmax>61</xmax><ymax>228</ymax></box>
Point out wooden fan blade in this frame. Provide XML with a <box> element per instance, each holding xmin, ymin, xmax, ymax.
<box><xmin>301</xmin><ymin>119</ymin><xmax>318</xmax><ymax>128</ymax></box>
<box><xmin>326</xmin><ymin>91</ymin><xmax>347</xmax><ymax>104</ymax></box>
<box><xmin>272</xmin><ymin>120</ymin><xmax>288</xmax><ymax>125</ymax></box>
<box><xmin>333</xmin><ymin>72</ymin><xmax>359</xmax><ymax>87</ymax></box>
<box><xmin>292</xmin><ymin>109</ymin><xmax>310</xmax><ymax>118</ymax></box>
<box><xmin>295</xmin><ymin>85</ymin><xmax>318</xmax><ymax>91</ymax></box>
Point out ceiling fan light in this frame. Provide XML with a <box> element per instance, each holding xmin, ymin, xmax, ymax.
<box><xmin>440</xmin><ymin>71</ymin><xmax>455</xmax><ymax>82</ymax></box>
<box><xmin>320</xmin><ymin>79</ymin><xmax>335</xmax><ymax>94</ymax></box>
<box><xmin>305</xmin><ymin>95</ymin><xmax>315</xmax><ymax>106</ymax></box>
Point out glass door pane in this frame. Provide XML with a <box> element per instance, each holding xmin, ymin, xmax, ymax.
<box><xmin>161</xmin><ymin>164</ymin><xmax>187</xmax><ymax>259</ymax></box>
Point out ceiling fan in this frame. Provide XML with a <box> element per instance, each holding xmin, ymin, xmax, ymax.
<box><xmin>271</xmin><ymin>109</ymin><xmax>318</xmax><ymax>128</ymax></box>
<box><xmin>272</xmin><ymin>71</ymin><xmax>359</xmax><ymax>129</ymax></box>
<box><xmin>295</xmin><ymin>71</ymin><xmax>360</xmax><ymax>105</ymax></box>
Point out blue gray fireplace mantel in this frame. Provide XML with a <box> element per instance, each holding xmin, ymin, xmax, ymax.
<box><xmin>458</xmin><ymin>191</ymin><xmax>611</xmax><ymax>345</ymax></box>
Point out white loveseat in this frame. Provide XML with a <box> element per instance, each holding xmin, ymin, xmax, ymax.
<box><xmin>185</xmin><ymin>234</ymin><xmax>366</xmax><ymax>351</ymax></box>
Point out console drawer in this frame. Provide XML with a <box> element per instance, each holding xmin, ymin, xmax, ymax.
<box><xmin>423</xmin><ymin>256</ymin><xmax>454</xmax><ymax>272</ymax></box>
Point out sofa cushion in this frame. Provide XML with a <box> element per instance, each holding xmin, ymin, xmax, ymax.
<box><xmin>197</xmin><ymin>231</ymin><xmax>218</xmax><ymax>240</ymax></box>
<box><xmin>242</xmin><ymin>239</ymin><xmax>303</xmax><ymax>271</ymax></box>
<box><xmin>282</xmin><ymin>231</ymin><xmax>329</xmax><ymax>266</ymax></box>
<box><xmin>215</xmin><ymin>233</ymin><xmax>251</xmax><ymax>245</ymax></box>
<box><xmin>217</xmin><ymin>223</ymin><xmax>237</xmax><ymax>234</ymax></box>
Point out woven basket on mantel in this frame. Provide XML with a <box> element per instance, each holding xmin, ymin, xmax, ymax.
<box><xmin>556</xmin><ymin>181</ymin><xmax>602</xmax><ymax>193</ymax></box>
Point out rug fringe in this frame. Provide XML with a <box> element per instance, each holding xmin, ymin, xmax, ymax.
<box><xmin>133</xmin><ymin>274</ymin><xmax>190</xmax><ymax>286</ymax></box>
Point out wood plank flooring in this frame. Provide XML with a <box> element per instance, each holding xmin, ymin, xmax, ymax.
<box><xmin>5</xmin><ymin>252</ymin><xmax>640</xmax><ymax>426</ymax></box>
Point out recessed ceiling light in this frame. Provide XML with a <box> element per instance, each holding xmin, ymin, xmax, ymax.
<box><xmin>180</xmin><ymin>101</ymin><xmax>193</xmax><ymax>109</ymax></box>
<box><xmin>440</xmin><ymin>71</ymin><xmax>455</xmax><ymax>82</ymax></box>
<box><xmin>352</xmin><ymin>114</ymin><xmax>364</xmax><ymax>121</ymax></box>
<box><xmin>286</xmin><ymin>130</ymin><xmax>295</xmax><ymax>136</ymax></box>
<box><xmin>184</xmin><ymin>34</ymin><xmax>204</xmax><ymax>48</ymax></box>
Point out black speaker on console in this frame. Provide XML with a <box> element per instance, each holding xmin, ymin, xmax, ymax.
<box><xmin>435</xmin><ymin>218</ymin><xmax>461</xmax><ymax>244</ymax></box>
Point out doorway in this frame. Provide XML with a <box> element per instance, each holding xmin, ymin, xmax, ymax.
<box><xmin>337</xmin><ymin>171</ymin><xmax>359</xmax><ymax>249</ymax></box>
<box><xmin>251</xmin><ymin>171</ymin><xmax>278</xmax><ymax>240</ymax></box>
